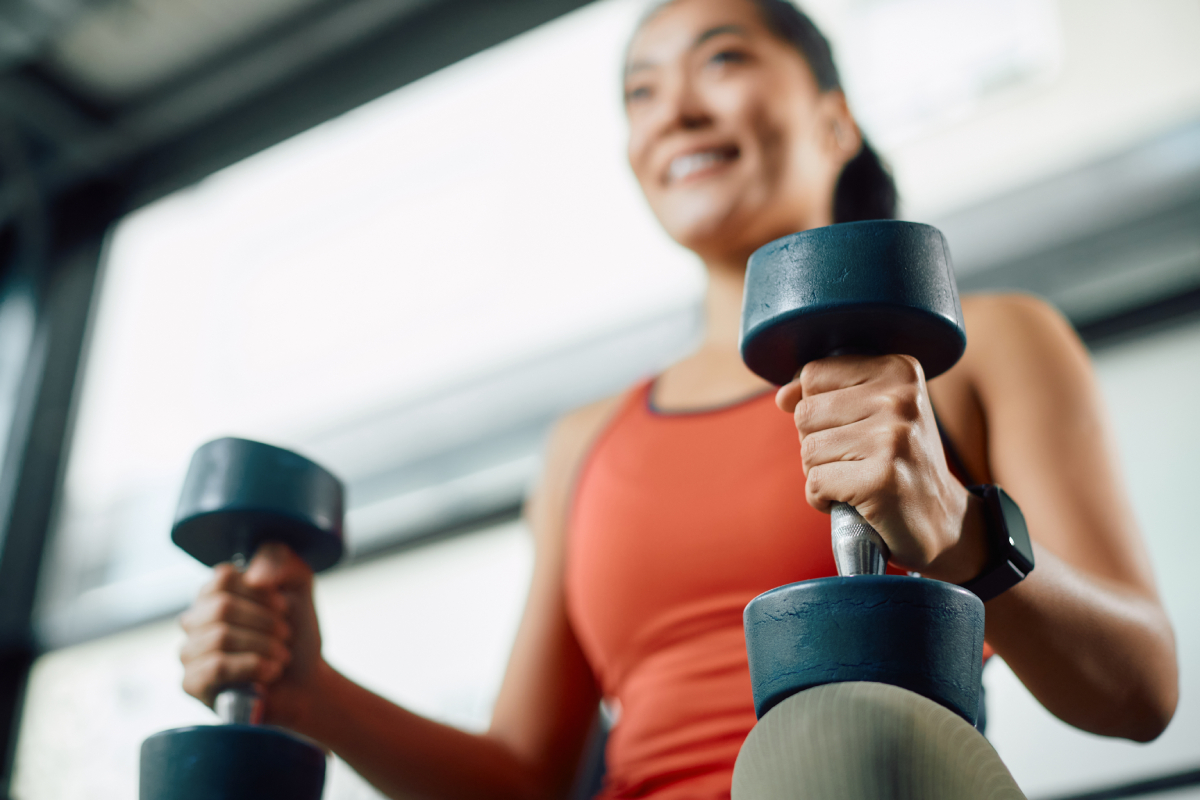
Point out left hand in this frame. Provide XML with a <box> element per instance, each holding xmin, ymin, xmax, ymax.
<box><xmin>775</xmin><ymin>353</ymin><xmax>986</xmax><ymax>582</ymax></box>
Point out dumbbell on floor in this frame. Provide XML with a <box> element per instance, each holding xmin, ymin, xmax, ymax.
<box><xmin>139</xmin><ymin>437</ymin><xmax>345</xmax><ymax>800</ymax></box>
<box><xmin>737</xmin><ymin>221</ymin><xmax>985</xmax><ymax>723</ymax></box>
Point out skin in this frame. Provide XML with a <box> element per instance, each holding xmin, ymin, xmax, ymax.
<box><xmin>178</xmin><ymin>1</ymin><xmax>1180</xmax><ymax>797</ymax></box>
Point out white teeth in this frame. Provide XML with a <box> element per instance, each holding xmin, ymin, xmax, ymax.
<box><xmin>668</xmin><ymin>149</ymin><xmax>734</xmax><ymax>182</ymax></box>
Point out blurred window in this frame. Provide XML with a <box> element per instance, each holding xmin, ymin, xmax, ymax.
<box><xmin>820</xmin><ymin>0</ymin><xmax>1061</xmax><ymax>147</ymax></box>
<box><xmin>15</xmin><ymin>521</ymin><xmax>532</xmax><ymax>800</ymax></box>
<box><xmin>33</xmin><ymin>0</ymin><xmax>704</xmax><ymax>648</ymax></box>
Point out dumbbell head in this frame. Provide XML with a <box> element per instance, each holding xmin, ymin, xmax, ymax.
<box><xmin>140</xmin><ymin>725</ymin><xmax>326</xmax><ymax>800</ymax></box>
<box><xmin>740</xmin><ymin>221</ymin><xmax>966</xmax><ymax>386</ymax></box>
<box><xmin>172</xmin><ymin>437</ymin><xmax>344</xmax><ymax>573</ymax></box>
<box><xmin>744</xmin><ymin>576</ymin><xmax>985</xmax><ymax>724</ymax></box>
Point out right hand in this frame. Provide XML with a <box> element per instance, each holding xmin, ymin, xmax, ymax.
<box><xmin>179</xmin><ymin>542</ymin><xmax>325</xmax><ymax>729</ymax></box>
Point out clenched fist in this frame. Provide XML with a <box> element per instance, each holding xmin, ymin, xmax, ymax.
<box><xmin>776</xmin><ymin>353</ymin><xmax>987</xmax><ymax>583</ymax></box>
<box><xmin>179</xmin><ymin>542</ymin><xmax>325</xmax><ymax>729</ymax></box>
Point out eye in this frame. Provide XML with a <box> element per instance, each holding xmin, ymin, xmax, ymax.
<box><xmin>708</xmin><ymin>49</ymin><xmax>748</xmax><ymax>66</ymax></box>
<box><xmin>625</xmin><ymin>84</ymin><xmax>653</xmax><ymax>103</ymax></box>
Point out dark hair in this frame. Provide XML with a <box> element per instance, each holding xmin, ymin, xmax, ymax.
<box><xmin>636</xmin><ymin>0</ymin><xmax>897</xmax><ymax>223</ymax></box>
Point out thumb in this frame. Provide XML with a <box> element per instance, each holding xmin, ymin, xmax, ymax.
<box><xmin>244</xmin><ymin>541</ymin><xmax>312</xmax><ymax>590</ymax></box>
<box><xmin>776</xmin><ymin>380</ymin><xmax>802</xmax><ymax>413</ymax></box>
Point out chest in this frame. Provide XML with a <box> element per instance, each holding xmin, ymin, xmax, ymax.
<box><xmin>565</xmin><ymin>392</ymin><xmax>838</xmax><ymax>679</ymax></box>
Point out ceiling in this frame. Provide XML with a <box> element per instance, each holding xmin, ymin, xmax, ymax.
<box><xmin>0</xmin><ymin>0</ymin><xmax>596</xmax><ymax>234</ymax></box>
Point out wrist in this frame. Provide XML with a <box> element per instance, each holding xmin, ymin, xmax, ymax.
<box><xmin>924</xmin><ymin>487</ymin><xmax>989</xmax><ymax>584</ymax></box>
<box><xmin>289</xmin><ymin>658</ymin><xmax>341</xmax><ymax>741</ymax></box>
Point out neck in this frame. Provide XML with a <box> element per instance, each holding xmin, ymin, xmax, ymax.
<box><xmin>696</xmin><ymin>210</ymin><xmax>835</xmax><ymax>354</ymax></box>
<box><xmin>701</xmin><ymin>256</ymin><xmax>749</xmax><ymax>353</ymax></box>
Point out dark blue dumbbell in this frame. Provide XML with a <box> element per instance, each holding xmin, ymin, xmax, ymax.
<box><xmin>140</xmin><ymin>437</ymin><xmax>345</xmax><ymax>800</ymax></box>
<box><xmin>739</xmin><ymin>221</ymin><xmax>985</xmax><ymax>724</ymax></box>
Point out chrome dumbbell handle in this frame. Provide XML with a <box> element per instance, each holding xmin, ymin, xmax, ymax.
<box><xmin>216</xmin><ymin>685</ymin><xmax>259</xmax><ymax>725</ymax></box>
<box><xmin>214</xmin><ymin>546</ymin><xmax>262</xmax><ymax>725</ymax></box>
<box><xmin>830</xmin><ymin>502</ymin><xmax>889</xmax><ymax>576</ymax></box>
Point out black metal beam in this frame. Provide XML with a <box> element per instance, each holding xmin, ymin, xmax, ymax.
<box><xmin>123</xmin><ymin>0</ymin><xmax>597</xmax><ymax>211</ymax></box>
<box><xmin>0</xmin><ymin>179</ymin><xmax>120</xmax><ymax>795</ymax></box>
<box><xmin>1078</xmin><ymin>284</ymin><xmax>1200</xmax><ymax>349</ymax></box>
<box><xmin>1039</xmin><ymin>766</ymin><xmax>1200</xmax><ymax>800</ymax></box>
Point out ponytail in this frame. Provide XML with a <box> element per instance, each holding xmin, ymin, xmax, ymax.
<box><xmin>833</xmin><ymin>139</ymin><xmax>896</xmax><ymax>223</ymax></box>
<box><xmin>748</xmin><ymin>0</ymin><xmax>898</xmax><ymax>221</ymax></box>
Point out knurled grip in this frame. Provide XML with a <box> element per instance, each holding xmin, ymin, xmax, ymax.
<box><xmin>831</xmin><ymin>502</ymin><xmax>889</xmax><ymax>576</ymax></box>
<box><xmin>215</xmin><ymin>685</ymin><xmax>259</xmax><ymax>725</ymax></box>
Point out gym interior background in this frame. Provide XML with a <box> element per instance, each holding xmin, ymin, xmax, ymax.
<box><xmin>0</xmin><ymin>0</ymin><xmax>1197</xmax><ymax>797</ymax></box>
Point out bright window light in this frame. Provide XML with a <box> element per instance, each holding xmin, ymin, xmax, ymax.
<box><xmin>818</xmin><ymin>0</ymin><xmax>1062</xmax><ymax>147</ymax></box>
<box><xmin>36</xmin><ymin>0</ymin><xmax>703</xmax><ymax>646</ymax></box>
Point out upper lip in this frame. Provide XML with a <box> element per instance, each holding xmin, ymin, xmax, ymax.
<box><xmin>659</xmin><ymin>141</ymin><xmax>740</xmax><ymax>185</ymax></box>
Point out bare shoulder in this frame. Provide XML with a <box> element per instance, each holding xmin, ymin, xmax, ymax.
<box><xmin>525</xmin><ymin>391</ymin><xmax>629</xmax><ymax>552</ymax></box>
<box><xmin>958</xmin><ymin>292</ymin><xmax>1089</xmax><ymax>385</ymax></box>
<box><xmin>961</xmin><ymin>292</ymin><xmax>1078</xmax><ymax>348</ymax></box>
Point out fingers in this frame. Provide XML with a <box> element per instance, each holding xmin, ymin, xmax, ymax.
<box><xmin>204</xmin><ymin>563</ymin><xmax>288</xmax><ymax>610</ymax></box>
<box><xmin>804</xmin><ymin>458</ymin><xmax>893</xmax><ymax>516</ymax></box>
<box><xmin>798</xmin><ymin>418</ymin><xmax>871</xmax><ymax>475</ymax></box>
<box><xmin>179</xmin><ymin>563</ymin><xmax>294</xmax><ymax>707</ymax></box>
<box><xmin>181</xmin><ymin>587</ymin><xmax>290</xmax><ymax>639</ymax></box>
<box><xmin>180</xmin><ymin>622</ymin><xmax>292</xmax><ymax>665</ymax></box>
<box><xmin>776</xmin><ymin>354</ymin><xmax>924</xmax><ymax>411</ymax></box>
<box><xmin>182</xmin><ymin>651</ymin><xmax>285</xmax><ymax>707</ymax></box>
<box><xmin>802</xmin><ymin>415</ymin><xmax>922</xmax><ymax>498</ymax></box>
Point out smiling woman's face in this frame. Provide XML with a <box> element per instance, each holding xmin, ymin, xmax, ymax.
<box><xmin>625</xmin><ymin>0</ymin><xmax>856</xmax><ymax>265</ymax></box>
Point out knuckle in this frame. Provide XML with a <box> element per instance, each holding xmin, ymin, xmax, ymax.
<box><xmin>217</xmin><ymin>655</ymin><xmax>255</xmax><ymax>685</ymax></box>
<box><xmin>888</xmin><ymin>353</ymin><xmax>923</xmax><ymax>381</ymax></box>
<box><xmin>197</xmin><ymin>656</ymin><xmax>223</xmax><ymax>690</ymax></box>
<box><xmin>805</xmin><ymin>466</ymin><xmax>824</xmax><ymax>497</ymax></box>
<box><xmin>209</xmin><ymin>565</ymin><xmax>237</xmax><ymax>591</ymax></box>
<box><xmin>882</xmin><ymin>423</ymin><xmax>911</xmax><ymax>459</ymax></box>
<box><xmin>181</xmin><ymin>674</ymin><xmax>203</xmax><ymax>702</ymax></box>
<box><xmin>213</xmin><ymin>593</ymin><xmax>237</xmax><ymax>620</ymax></box>
<box><xmin>799</xmin><ymin>432</ymin><xmax>821</xmax><ymax>464</ymax></box>
<box><xmin>244</xmin><ymin>654</ymin><xmax>266</xmax><ymax>677</ymax></box>
<box><xmin>793</xmin><ymin>399</ymin><xmax>814</xmax><ymax>432</ymax></box>
<box><xmin>213</xmin><ymin>623</ymin><xmax>236</xmax><ymax>650</ymax></box>
<box><xmin>883</xmin><ymin>387</ymin><xmax>920</xmax><ymax>421</ymax></box>
<box><xmin>798</xmin><ymin>361</ymin><xmax>821</xmax><ymax>392</ymax></box>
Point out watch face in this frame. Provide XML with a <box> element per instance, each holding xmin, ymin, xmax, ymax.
<box><xmin>996</xmin><ymin>486</ymin><xmax>1035</xmax><ymax>575</ymax></box>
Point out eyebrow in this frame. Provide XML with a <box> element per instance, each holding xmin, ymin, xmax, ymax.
<box><xmin>625</xmin><ymin>23</ymin><xmax>750</xmax><ymax>77</ymax></box>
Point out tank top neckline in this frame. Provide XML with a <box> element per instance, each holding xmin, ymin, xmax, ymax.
<box><xmin>639</xmin><ymin>378</ymin><xmax>976</xmax><ymax>483</ymax></box>
<box><xmin>643</xmin><ymin>378</ymin><xmax>775</xmax><ymax>418</ymax></box>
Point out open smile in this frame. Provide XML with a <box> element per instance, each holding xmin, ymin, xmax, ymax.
<box><xmin>665</xmin><ymin>145</ymin><xmax>740</xmax><ymax>184</ymax></box>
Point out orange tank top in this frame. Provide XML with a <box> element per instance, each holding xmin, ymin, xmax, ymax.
<box><xmin>566</xmin><ymin>381</ymin><xmax>988</xmax><ymax>798</ymax></box>
<box><xmin>566</xmin><ymin>381</ymin><xmax>838</xmax><ymax>799</ymax></box>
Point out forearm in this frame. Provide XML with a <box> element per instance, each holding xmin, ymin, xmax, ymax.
<box><xmin>295</xmin><ymin>663</ymin><xmax>544</xmax><ymax>800</ymax></box>
<box><xmin>983</xmin><ymin>545</ymin><xmax>1178</xmax><ymax>741</ymax></box>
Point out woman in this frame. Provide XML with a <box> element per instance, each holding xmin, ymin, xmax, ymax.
<box><xmin>178</xmin><ymin>0</ymin><xmax>1179</xmax><ymax>797</ymax></box>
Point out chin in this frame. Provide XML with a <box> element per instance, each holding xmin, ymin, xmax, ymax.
<box><xmin>661</xmin><ymin>198</ymin><xmax>747</xmax><ymax>256</ymax></box>
<box><xmin>665</xmin><ymin>205</ymin><xmax>789</xmax><ymax>265</ymax></box>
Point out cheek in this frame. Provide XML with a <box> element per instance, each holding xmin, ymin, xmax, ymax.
<box><xmin>626</xmin><ymin>125</ymin><xmax>657</xmax><ymax>194</ymax></box>
<box><xmin>744</xmin><ymin>89</ymin><xmax>799</xmax><ymax>180</ymax></box>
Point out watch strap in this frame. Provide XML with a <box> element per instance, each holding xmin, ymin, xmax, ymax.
<box><xmin>960</xmin><ymin>484</ymin><xmax>1034</xmax><ymax>602</ymax></box>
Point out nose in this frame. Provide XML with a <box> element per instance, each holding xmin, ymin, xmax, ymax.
<box><xmin>645</xmin><ymin>69</ymin><xmax>713</xmax><ymax>137</ymax></box>
<box><xmin>667</xmin><ymin>72</ymin><xmax>713</xmax><ymax>132</ymax></box>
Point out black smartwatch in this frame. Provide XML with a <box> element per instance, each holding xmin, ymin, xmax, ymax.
<box><xmin>959</xmin><ymin>484</ymin><xmax>1035</xmax><ymax>602</ymax></box>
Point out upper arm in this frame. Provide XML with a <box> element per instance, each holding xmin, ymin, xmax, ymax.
<box><xmin>963</xmin><ymin>294</ymin><xmax>1158</xmax><ymax>596</ymax></box>
<box><xmin>485</xmin><ymin>396</ymin><xmax>623</xmax><ymax>796</ymax></box>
